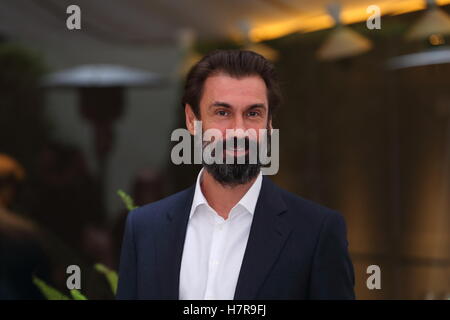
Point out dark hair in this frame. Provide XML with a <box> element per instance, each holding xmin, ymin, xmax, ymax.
<box><xmin>182</xmin><ymin>49</ymin><xmax>281</xmax><ymax>119</ymax></box>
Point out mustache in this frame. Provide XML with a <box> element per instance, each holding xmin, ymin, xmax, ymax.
<box><xmin>202</xmin><ymin>136</ymin><xmax>256</xmax><ymax>152</ymax></box>
<box><xmin>202</xmin><ymin>135</ymin><xmax>272</xmax><ymax>166</ymax></box>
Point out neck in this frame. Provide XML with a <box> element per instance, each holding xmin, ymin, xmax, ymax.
<box><xmin>200</xmin><ymin>169</ymin><xmax>258</xmax><ymax>220</ymax></box>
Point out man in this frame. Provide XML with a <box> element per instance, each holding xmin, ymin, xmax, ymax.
<box><xmin>116</xmin><ymin>50</ymin><xmax>355</xmax><ymax>300</ymax></box>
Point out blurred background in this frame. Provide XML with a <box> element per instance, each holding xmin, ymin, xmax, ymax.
<box><xmin>0</xmin><ymin>0</ymin><xmax>449</xmax><ymax>300</ymax></box>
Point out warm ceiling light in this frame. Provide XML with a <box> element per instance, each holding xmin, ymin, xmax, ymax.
<box><xmin>406</xmin><ymin>0</ymin><xmax>450</xmax><ymax>40</ymax></box>
<box><xmin>316</xmin><ymin>3</ymin><xmax>373</xmax><ymax>61</ymax></box>
<box><xmin>239</xmin><ymin>21</ymin><xmax>279</xmax><ymax>61</ymax></box>
<box><xmin>244</xmin><ymin>43</ymin><xmax>280</xmax><ymax>61</ymax></box>
<box><xmin>387</xmin><ymin>0</ymin><xmax>450</xmax><ymax>69</ymax></box>
<box><xmin>317</xmin><ymin>27</ymin><xmax>373</xmax><ymax>61</ymax></box>
<box><xmin>248</xmin><ymin>0</ymin><xmax>450</xmax><ymax>43</ymax></box>
<box><xmin>429</xmin><ymin>33</ymin><xmax>446</xmax><ymax>45</ymax></box>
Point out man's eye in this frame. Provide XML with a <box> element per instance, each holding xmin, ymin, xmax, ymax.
<box><xmin>247</xmin><ymin>111</ymin><xmax>260</xmax><ymax>117</ymax></box>
<box><xmin>217</xmin><ymin>110</ymin><xmax>229</xmax><ymax>116</ymax></box>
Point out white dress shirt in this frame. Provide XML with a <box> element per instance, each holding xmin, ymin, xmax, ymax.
<box><xmin>179</xmin><ymin>168</ymin><xmax>263</xmax><ymax>300</ymax></box>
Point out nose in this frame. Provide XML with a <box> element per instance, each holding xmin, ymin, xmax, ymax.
<box><xmin>231</xmin><ymin>115</ymin><xmax>247</xmax><ymax>138</ymax></box>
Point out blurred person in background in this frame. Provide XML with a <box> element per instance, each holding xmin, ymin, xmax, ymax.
<box><xmin>32</xmin><ymin>142</ymin><xmax>106</xmax><ymax>261</ymax></box>
<box><xmin>0</xmin><ymin>152</ymin><xmax>116</xmax><ymax>300</ymax></box>
<box><xmin>0</xmin><ymin>153</ymin><xmax>50</xmax><ymax>299</ymax></box>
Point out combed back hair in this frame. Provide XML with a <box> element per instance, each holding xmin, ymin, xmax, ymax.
<box><xmin>182</xmin><ymin>49</ymin><xmax>281</xmax><ymax>119</ymax></box>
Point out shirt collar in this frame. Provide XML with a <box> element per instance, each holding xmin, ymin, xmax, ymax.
<box><xmin>189</xmin><ymin>167</ymin><xmax>263</xmax><ymax>219</ymax></box>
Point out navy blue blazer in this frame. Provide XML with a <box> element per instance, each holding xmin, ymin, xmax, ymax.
<box><xmin>116</xmin><ymin>176</ymin><xmax>355</xmax><ymax>300</ymax></box>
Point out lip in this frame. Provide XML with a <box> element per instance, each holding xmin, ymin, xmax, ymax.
<box><xmin>224</xmin><ymin>148</ymin><xmax>249</xmax><ymax>157</ymax></box>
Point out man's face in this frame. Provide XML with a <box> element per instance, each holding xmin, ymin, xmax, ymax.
<box><xmin>199</xmin><ymin>72</ymin><xmax>270</xmax><ymax>133</ymax></box>
<box><xmin>186</xmin><ymin>73</ymin><xmax>271</xmax><ymax>146</ymax></box>
<box><xmin>185</xmin><ymin>73</ymin><xmax>272</xmax><ymax>186</ymax></box>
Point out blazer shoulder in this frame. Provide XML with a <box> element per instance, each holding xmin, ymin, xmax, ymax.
<box><xmin>274</xmin><ymin>183</ymin><xmax>343</xmax><ymax>225</ymax></box>
<box><xmin>127</xmin><ymin>185</ymin><xmax>194</xmax><ymax>228</ymax></box>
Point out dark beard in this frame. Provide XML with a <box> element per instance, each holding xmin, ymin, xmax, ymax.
<box><xmin>203</xmin><ymin>162</ymin><xmax>261</xmax><ymax>187</ymax></box>
<box><xmin>202</xmin><ymin>133</ymin><xmax>271</xmax><ymax>187</ymax></box>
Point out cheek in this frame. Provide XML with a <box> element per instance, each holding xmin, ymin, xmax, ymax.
<box><xmin>201</xmin><ymin>122</ymin><xmax>228</xmax><ymax>141</ymax></box>
<box><xmin>248</xmin><ymin>123</ymin><xmax>268</xmax><ymax>139</ymax></box>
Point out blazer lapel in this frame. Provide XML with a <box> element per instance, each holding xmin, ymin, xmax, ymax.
<box><xmin>154</xmin><ymin>185</ymin><xmax>194</xmax><ymax>299</ymax></box>
<box><xmin>234</xmin><ymin>176</ymin><xmax>292</xmax><ymax>300</ymax></box>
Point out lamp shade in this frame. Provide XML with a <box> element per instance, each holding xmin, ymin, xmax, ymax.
<box><xmin>317</xmin><ymin>26</ymin><xmax>373</xmax><ymax>61</ymax></box>
<box><xmin>406</xmin><ymin>6</ymin><xmax>450</xmax><ymax>41</ymax></box>
<box><xmin>42</xmin><ymin>64</ymin><xmax>163</xmax><ymax>88</ymax></box>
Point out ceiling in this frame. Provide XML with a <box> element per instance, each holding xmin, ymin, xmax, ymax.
<box><xmin>1</xmin><ymin>0</ymin><xmax>450</xmax><ymax>47</ymax></box>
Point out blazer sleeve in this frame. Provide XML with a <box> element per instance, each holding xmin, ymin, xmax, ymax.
<box><xmin>116</xmin><ymin>209</ymin><xmax>138</xmax><ymax>300</ymax></box>
<box><xmin>309</xmin><ymin>211</ymin><xmax>355</xmax><ymax>299</ymax></box>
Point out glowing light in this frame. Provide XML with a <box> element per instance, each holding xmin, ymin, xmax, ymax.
<box><xmin>248</xmin><ymin>0</ymin><xmax>450</xmax><ymax>42</ymax></box>
<box><xmin>429</xmin><ymin>33</ymin><xmax>445</xmax><ymax>45</ymax></box>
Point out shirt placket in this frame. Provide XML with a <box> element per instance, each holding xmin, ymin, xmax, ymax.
<box><xmin>203</xmin><ymin>212</ymin><xmax>229</xmax><ymax>300</ymax></box>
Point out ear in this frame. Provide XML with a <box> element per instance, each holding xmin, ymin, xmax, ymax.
<box><xmin>268</xmin><ymin>117</ymin><xmax>273</xmax><ymax>131</ymax></box>
<box><xmin>185</xmin><ymin>104</ymin><xmax>197</xmax><ymax>135</ymax></box>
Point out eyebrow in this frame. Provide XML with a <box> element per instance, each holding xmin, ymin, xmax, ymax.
<box><xmin>210</xmin><ymin>101</ymin><xmax>266</xmax><ymax>110</ymax></box>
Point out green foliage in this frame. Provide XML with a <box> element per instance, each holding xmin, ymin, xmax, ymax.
<box><xmin>32</xmin><ymin>276</ymin><xmax>70</xmax><ymax>300</ymax></box>
<box><xmin>117</xmin><ymin>189</ymin><xmax>139</xmax><ymax>211</ymax></box>
<box><xmin>70</xmin><ymin>289</ymin><xmax>87</xmax><ymax>300</ymax></box>
<box><xmin>33</xmin><ymin>275</ymin><xmax>89</xmax><ymax>300</ymax></box>
<box><xmin>33</xmin><ymin>263</ymin><xmax>118</xmax><ymax>300</ymax></box>
<box><xmin>0</xmin><ymin>43</ymin><xmax>46</xmax><ymax>81</ymax></box>
<box><xmin>94</xmin><ymin>263</ymin><xmax>118</xmax><ymax>295</ymax></box>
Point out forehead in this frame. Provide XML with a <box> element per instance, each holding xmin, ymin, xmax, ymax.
<box><xmin>200</xmin><ymin>73</ymin><xmax>268</xmax><ymax>106</ymax></box>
